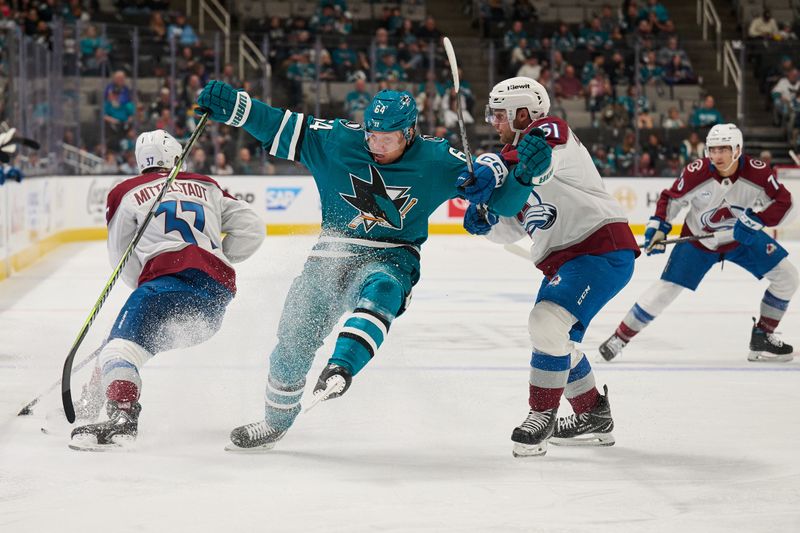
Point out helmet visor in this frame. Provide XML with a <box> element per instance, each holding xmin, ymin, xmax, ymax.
<box><xmin>365</xmin><ymin>130</ymin><xmax>405</xmax><ymax>155</ymax></box>
<box><xmin>485</xmin><ymin>106</ymin><xmax>510</xmax><ymax>125</ymax></box>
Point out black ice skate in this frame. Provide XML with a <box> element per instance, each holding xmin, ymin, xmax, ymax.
<box><xmin>749</xmin><ymin>319</ymin><xmax>794</xmax><ymax>363</ymax></box>
<box><xmin>511</xmin><ymin>408</ymin><xmax>557</xmax><ymax>457</ymax></box>
<box><xmin>599</xmin><ymin>334</ymin><xmax>627</xmax><ymax>361</ymax></box>
<box><xmin>225</xmin><ymin>421</ymin><xmax>287</xmax><ymax>452</ymax></box>
<box><xmin>305</xmin><ymin>363</ymin><xmax>353</xmax><ymax>412</ymax></box>
<box><xmin>551</xmin><ymin>385</ymin><xmax>615</xmax><ymax>447</ymax></box>
<box><xmin>69</xmin><ymin>400</ymin><xmax>141</xmax><ymax>452</ymax></box>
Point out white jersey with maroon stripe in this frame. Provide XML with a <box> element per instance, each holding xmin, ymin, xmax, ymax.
<box><xmin>486</xmin><ymin>116</ymin><xmax>637</xmax><ymax>277</ymax></box>
<box><xmin>105</xmin><ymin>171</ymin><xmax>264</xmax><ymax>292</ymax></box>
<box><xmin>654</xmin><ymin>155</ymin><xmax>793</xmax><ymax>252</ymax></box>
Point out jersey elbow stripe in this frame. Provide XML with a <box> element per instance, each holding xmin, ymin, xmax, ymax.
<box><xmin>269</xmin><ymin>110</ymin><xmax>293</xmax><ymax>157</ymax></box>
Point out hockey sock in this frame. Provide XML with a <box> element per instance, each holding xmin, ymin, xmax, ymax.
<box><xmin>99</xmin><ymin>339</ymin><xmax>150</xmax><ymax>402</ymax></box>
<box><xmin>564</xmin><ymin>351</ymin><xmax>599</xmax><ymax>414</ymax></box>
<box><xmin>615</xmin><ymin>304</ymin><xmax>654</xmax><ymax>342</ymax></box>
<box><xmin>264</xmin><ymin>374</ymin><xmax>304</xmax><ymax>430</ymax></box>
<box><xmin>329</xmin><ymin>307</ymin><xmax>391</xmax><ymax>374</ymax></box>
<box><xmin>528</xmin><ymin>351</ymin><xmax>570</xmax><ymax>412</ymax></box>
<box><xmin>757</xmin><ymin>290</ymin><xmax>790</xmax><ymax>333</ymax></box>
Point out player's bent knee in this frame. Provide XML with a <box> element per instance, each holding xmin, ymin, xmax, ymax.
<box><xmin>638</xmin><ymin>279</ymin><xmax>684</xmax><ymax>316</ymax></box>
<box><xmin>528</xmin><ymin>301</ymin><xmax>575</xmax><ymax>355</ymax></box>
<box><xmin>358</xmin><ymin>273</ymin><xmax>405</xmax><ymax>319</ymax></box>
<box><xmin>767</xmin><ymin>258</ymin><xmax>799</xmax><ymax>299</ymax></box>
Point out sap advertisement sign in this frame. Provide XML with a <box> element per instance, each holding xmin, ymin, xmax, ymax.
<box><xmin>266</xmin><ymin>187</ymin><xmax>302</xmax><ymax>211</ymax></box>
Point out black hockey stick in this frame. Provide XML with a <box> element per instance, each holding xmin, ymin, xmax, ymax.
<box><xmin>60</xmin><ymin>113</ymin><xmax>209</xmax><ymax>423</ymax></box>
<box><xmin>639</xmin><ymin>233</ymin><xmax>714</xmax><ymax>249</ymax></box>
<box><xmin>17</xmin><ymin>345</ymin><xmax>102</xmax><ymax>416</ymax></box>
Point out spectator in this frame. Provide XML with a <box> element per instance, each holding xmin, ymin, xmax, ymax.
<box><xmin>592</xmin><ymin>145</ymin><xmax>616</xmax><ymax>176</ymax></box>
<box><xmin>606</xmin><ymin>51</ymin><xmax>632</xmax><ymax>87</ymax></box>
<box><xmin>386</xmin><ymin>7</ymin><xmax>404</xmax><ymax>35</ymax></box>
<box><xmin>104</xmin><ymin>71</ymin><xmax>132</xmax><ymax>106</ymax></box>
<box><xmin>517</xmin><ymin>52</ymin><xmax>542</xmax><ymax>81</ymax></box>
<box><xmin>581</xmin><ymin>54</ymin><xmax>606</xmax><ymax>85</ymax></box>
<box><xmin>376</xmin><ymin>53</ymin><xmax>407</xmax><ymax>82</ymax></box>
<box><xmin>99</xmin><ymin>151</ymin><xmax>119</xmax><ymax>174</ymax></box>
<box><xmin>168</xmin><ymin>14</ymin><xmax>200</xmax><ymax>47</ymax></box>
<box><xmin>119</xmin><ymin>128</ymin><xmax>137</xmax><ymax>153</ymax></box>
<box><xmin>104</xmin><ymin>89</ymin><xmax>135</xmax><ymax>136</ymax></box>
<box><xmin>148</xmin><ymin>87</ymin><xmax>171</xmax><ymax>124</ymax></box>
<box><xmin>415</xmin><ymin>79</ymin><xmax>443</xmax><ymax>128</ymax></box>
<box><xmin>286</xmin><ymin>52</ymin><xmax>316</xmax><ymax>107</ymax></box>
<box><xmin>776</xmin><ymin>22</ymin><xmax>797</xmax><ymax>41</ymax></box>
<box><xmin>640</xmin><ymin>50</ymin><xmax>665</xmax><ymax>85</ymax></box>
<box><xmin>189</xmin><ymin>147</ymin><xmax>210</xmax><ymax>174</ymax></box>
<box><xmin>636</xmin><ymin>152</ymin><xmax>657</xmax><ymax>177</ymax></box>
<box><xmin>83</xmin><ymin>46</ymin><xmax>111</xmax><ymax>75</ymax></box>
<box><xmin>331</xmin><ymin>40</ymin><xmax>364</xmax><ymax>81</ymax></box>
<box><xmin>220</xmin><ymin>63</ymin><xmax>241</xmax><ymax>88</ymax></box>
<box><xmin>119</xmin><ymin>151</ymin><xmax>138</xmax><ymax>175</ymax></box>
<box><xmin>748</xmin><ymin>9</ymin><xmax>779</xmax><ymax>39</ymax></box>
<box><xmin>660</xmin><ymin>155</ymin><xmax>682</xmax><ymax>177</ymax></box>
<box><xmin>664</xmin><ymin>54</ymin><xmax>697</xmax><ymax>85</ymax></box>
<box><xmin>690</xmin><ymin>95</ymin><xmax>723</xmax><ymax>128</ymax></box>
<box><xmin>644</xmin><ymin>133</ymin><xmax>668</xmax><ymax>165</ymax></box>
<box><xmin>373</xmin><ymin>28</ymin><xmax>397</xmax><ymax>61</ymax></box>
<box><xmin>344</xmin><ymin>78</ymin><xmax>371</xmax><ymax>123</ymax></box>
<box><xmin>639</xmin><ymin>0</ymin><xmax>669</xmax><ymax>24</ymax></box>
<box><xmin>587</xmin><ymin>70</ymin><xmax>612</xmax><ymax>114</ymax></box>
<box><xmin>80</xmin><ymin>25</ymin><xmax>112</xmax><ymax>60</ymax></box>
<box><xmin>760</xmin><ymin>150</ymin><xmax>774</xmax><ymax>168</ymax></box>
<box><xmin>552</xmin><ymin>22</ymin><xmax>577</xmax><ymax>53</ymax></box>
<box><xmin>210</xmin><ymin>152</ymin><xmax>233</xmax><ymax>175</ymax></box>
<box><xmin>657</xmin><ymin>36</ymin><xmax>690</xmax><ymax>68</ymax></box>
<box><xmin>149</xmin><ymin>11</ymin><xmax>167</xmax><ymax>43</ymax></box>
<box><xmin>771</xmin><ymin>68</ymin><xmax>800</xmax><ymax>126</ymax></box>
<box><xmin>416</xmin><ymin>16</ymin><xmax>442</xmax><ymax>42</ymax></box>
<box><xmin>680</xmin><ymin>131</ymin><xmax>705</xmax><ymax>163</ymax></box>
<box><xmin>555</xmin><ymin>64</ymin><xmax>584</xmax><ymax>99</ymax></box>
<box><xmin>311</xmin><ymin>3</ymin><xmax>338</xmax><ymax>34</ymax></box>
<box><xmin>399</xmin><ymin>41</ymin><xmax>426</xmax><ymax>80</ymax></box>
<box><xmin>598</xmin><ymin>4</ymin><xmax>619</xmax><ymax>35</ymax></box>
<box><xmin>510</xmin><ymin>37</ymin><xmax>529</xmax><ymax>74</ymax></box>
<box><xmin>579</xmin><ymin>17</ymin><xmax>610</xmax><ymax>51</ymax></box>
<box><xmin>503</xmin><ymin>20</ymin><xmax>528</xmax><ymax>51</ymax></box>
<box><xmin>662</xmin><ymin>106</ymin><xmax>686</xmax><ymax>128</ymax></box>
<box><xmin>441</xmin><ymin>87</ymin><xmax>474</xmax><ymax>129</ymax></box>
<box><xmin>614</xmin><ymin>131</ymin><xmax>637</xmax><ymax>174</ymax></box>
<box><xmin>234</xmin><ymin>147</ymin><xmax>258</xmax><ymax>175</ymax></box>
<box><xmin>511</xmin><ymin>0</ymin><xmax>537</xmax><ymax>21</ymax></box>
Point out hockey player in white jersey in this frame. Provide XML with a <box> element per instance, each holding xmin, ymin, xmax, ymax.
<box><xmin>69</xmin><ymin>130</ymin><xmax>264</xmax><ymax>451</ymax></box>
<box><xmin>463</xmin><ymin>77</ymin><xmax>640</xmax><ymax>457</ymax></box>
<box><xmin>600</xmin><ymin>124</ymin><xmax>797</xmax><ymax>363</ymax></box>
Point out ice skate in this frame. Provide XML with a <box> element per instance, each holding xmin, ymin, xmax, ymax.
<box><xmin>225</xmin><ymin>420</ymin><xmax>287</xmax><ymax>452</ymax></box>
<box><xmin>69</xmin><ymin>400</ymin><xmax>141</xmax><ymax>452</ymax></box>
<box><xmin>599</xmin><ymin>334</ymin><xmax>627</xmax><ymax>361</ymax></box>
<box><xmin>551</xmin><ymin>385</ymin><xmax>615</xmax><ymax>447</ymax></box>
<box><xmin>511</xmin><ymin>408</ymin><xmax>557</xmax><ymax>457</ymax></box>
<box><xmin>304</xmin><ymin>363</ymin><xmax>353</xmax><ymax>412</ymax></box>
<box><xmin>748</xmin><ymin>319</ymin><xmax>793</xmax><ymax>363</ymax></box>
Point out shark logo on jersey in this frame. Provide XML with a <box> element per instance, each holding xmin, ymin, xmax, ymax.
<box><xmin>517</xmin><ymin>190</ymin><xmax>557</xmax><ymax>237</ymax></box>
<box><xmin>340</xmin><ymin>166</ymin><xmax>418</xmax><ymax>232</ymax></box>
<box><xmin>700</xmin><ymin>203</ymin><xmax>745</xmax><ymax>232</ymax></box>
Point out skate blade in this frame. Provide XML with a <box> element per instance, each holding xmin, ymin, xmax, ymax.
<box><xmin>550</xmin><ymin>433</ymin><xmax>615</xmax><ymax>447</ymax></box>
<box><xmin>224</xmin><ymin>442</ymin><xmax>279</xmax><ymax>453</ymax></box>
<box><xmin>68</xmin><ymin>435</ymin><xmax>135</xmax><ymax>452</ymax></box>
<box><xmin>748</xmin><ymin>351</ymin><xmax>793</xmax><ymax>363</ymax></box>
<box><xmin>512</xmin><ymin>441</ymin><xmax>548</xmax><ymax>458</ymax></box>
<box><xmin>303</xmin><ymin>375</ymin><xmax>346</xmax><ymax>413</ymax></box>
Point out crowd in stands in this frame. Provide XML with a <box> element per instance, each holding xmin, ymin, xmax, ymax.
<box><xmin>5</xmin><ymin>0</ymin><xmax>797</xmax><ymax>177</ymax></box>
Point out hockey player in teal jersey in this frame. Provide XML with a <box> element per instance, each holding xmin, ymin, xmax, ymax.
<box><xmin>196</xmin><ymin>80</ymin><xmax>552</xmax><ymax>450</ymax></box>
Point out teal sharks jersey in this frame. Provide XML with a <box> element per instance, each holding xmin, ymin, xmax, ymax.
<box><xmin>243</xmin><ymin>99</ymin><xmax>531</xmax><ymax>249</ymax></box>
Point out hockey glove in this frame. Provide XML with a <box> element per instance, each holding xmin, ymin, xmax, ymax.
<box><xmin>196</xmin><ymin>80</ymin><xmax>252</xmax><ymax>127</ymax></box>
<box><xmin>456</xmin><ymin>153</ymin><xmax>508</xmax><ymax>206</ymax></box>
<box><xmin>644</xmin><ymin>216</ymin><xmax>672</xmax><ymax>255</ymax></box>
<box><xmin>511</xmin><ymin>128</ymin><xmax>553</xmax><ymax>186</ymax></box>
<box><xmin>463</xmin><ymin>203</ymin><xmax>499</xmax><ymax>235</ymax></box>
<box><xmin>733</xmin><ymin>208</ymin><xmax>764</xmax><ymax>246</ymax></box>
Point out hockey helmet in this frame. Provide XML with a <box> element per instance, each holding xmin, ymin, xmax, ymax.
<box><xmin>704</xmin><ymin>123</ymin><xmax>743</xmax><ymax>159</ymax></box>
<box><xmin>364</xmin><ymin>90</ymin><xmax>417</xmax><ymax>154</ymax></box>
<box><xmin>135</xmin><ymin>129</ymin><xmax>183</xmax><ymax>173</ymax></box>
<box><xmin>485</xmin><ymin>76</ymin><xmax>550</xmax><ymax>132</ymax></box>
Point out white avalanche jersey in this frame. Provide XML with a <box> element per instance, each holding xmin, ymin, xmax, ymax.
<box><xmin>105</xmin><ymin>171</ymin><xmax>265</xmax><ymax>292</ymax></box>
<box><xmin>487</xmin><ymin>116</ymin><xmax>639</xmax><ymax>278</ymax></box>
<box><xmin>654</xmin><ymin>155</ymin><xmax>793</xmax><ymax>252</ymax></box>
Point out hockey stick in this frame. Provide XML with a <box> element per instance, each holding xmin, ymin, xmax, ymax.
<box><xmin>60</xmin><ymin>113</ymin><xmax>210</xmax><ymax>423</ymax></box>
<box><xmin>639</xmin><ymin>233</ymin><xmax>714</xmax><ymax>249</ymax></box>
<box><xmin>443</xmin><ymin>37</ymin><xmax>491</xmax><ymax>223</ymax></box>
<box><xmin>17</xmin><ymin>345</ymin><xmax>102</xmax><ymax>416</ymax></box>
<box><xmin>0</xmin><ymin>134</ymin><xmax>41</xmax><ymax>163</ymax></box>
<box><xmin>789</xmin><ymin>150</ymin><xmax>800</xmax><ymax>166</ymax></box>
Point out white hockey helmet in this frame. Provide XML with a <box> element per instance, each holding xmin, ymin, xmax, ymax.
<box><xmin>135</xmin><ymin>129</ymin><xmax>183</xmax><ymax>173</ymax></box>
<box><xmin>485</xmin><ymin>76</ymin><xmax>551</xmax><ymax>132</ymax></box>
<box><xmin>704</xmin><ymin>123</ymin><xmax>743</xmax><ymax>159</ymax></box>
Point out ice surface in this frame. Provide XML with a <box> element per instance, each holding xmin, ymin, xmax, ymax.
<box><xmin>1</xmin><ymin>236</ymin><xmax>798</xmax><ymax>532</ymax></box>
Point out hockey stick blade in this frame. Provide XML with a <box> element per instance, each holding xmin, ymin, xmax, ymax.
<box><xmin>61</xmin><ymin>113</ymin><xmax>210</xmax><ymax>423</ymax></box>
<box><xmin>18</xmin><ymin>344</ymin><xmax>103</xmax><ymax>416</ymax></box>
